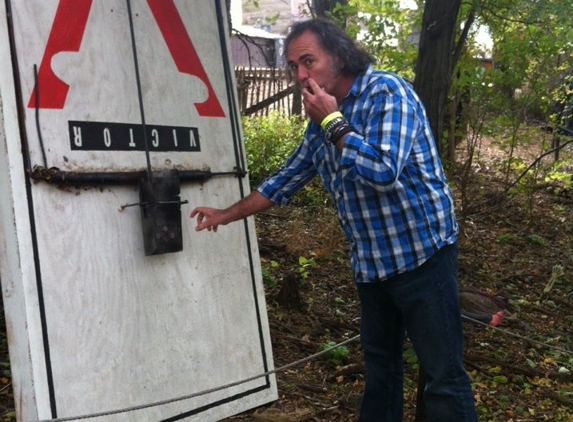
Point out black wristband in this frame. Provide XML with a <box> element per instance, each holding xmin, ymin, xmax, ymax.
<box><xmin>330</xmin><ymin>124</ymin><xmax>353</xmax><ymax>144</ymax></box>
<box><xmin>324</xmin><ymin>117</ymin><xmax>353</xmax><ymax>144</ymax></box>
<box><xmin>324</xmin><ymin>117</ymin><xmax>345</xmax><ymax>134</ymax></box>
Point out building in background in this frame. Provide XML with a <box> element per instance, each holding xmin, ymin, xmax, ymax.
<box><xmin>230</xmin><ymin>26</ymin><xmax>284</xmax><ymax>68</ymax></box>
<box><xmin>231</xmin><ymin>0</ymin><xmax>308</xmax><ymax>35</ymax></box>
<box><xmin>230</xmin><ymin>0</ymin><xmax>307</xmax><ymax>67</ymax></box>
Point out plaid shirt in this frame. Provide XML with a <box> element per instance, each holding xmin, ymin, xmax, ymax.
<box><xmin>257</xmin><ymin>66</ymin><xmax>458</xmax><ymax>283</ymax></box>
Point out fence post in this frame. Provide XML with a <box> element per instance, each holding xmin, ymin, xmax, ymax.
<box><xmin>291</xmin><ymin>83</ymin><xmax>302</xmax><ymax>117</ymax></box>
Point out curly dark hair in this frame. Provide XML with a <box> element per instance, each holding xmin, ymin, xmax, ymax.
<box><xmin>284</xmin><ymin>18</ymin><xmax>374</xmax><ymax>77</ymax></box>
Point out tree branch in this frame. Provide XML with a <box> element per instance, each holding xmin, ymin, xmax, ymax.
<box><xmin>503</xmin><ymin>135</ymin><xmax>573</xmax><ymax>195</ymax></box>
<box><xmin>451</xmin><ymin>8</ymin><xmax>476</xmax><ymax>76</ymax></box>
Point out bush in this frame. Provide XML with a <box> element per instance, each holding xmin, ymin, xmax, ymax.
<box><xmin>242</xmin><ymin>112</ymin><xmax>305</xmax><ymax>187</ymax></box>
<box><xmin>242</xmin><ymin>113</ymin><xmax>331</xmax><ymax>206</ymax></box>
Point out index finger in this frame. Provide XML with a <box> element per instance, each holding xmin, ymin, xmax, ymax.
<box><xmin>190</xmin><ymin>207</ymin><xmax>203</xmax><ymax>218</ymax></box>
<box><xmin>307</xmin><ymin>78</ymin><xmax>321</xmax><ymax>92</ymax></box>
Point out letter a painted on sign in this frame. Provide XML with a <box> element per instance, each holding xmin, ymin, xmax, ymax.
<box><xmin>29</xmin><ymin>0</ymin><xmax>225</xmax><ymax>117</ymax></box>
<box><xmin>147</xmin><ymin>0</ymin><xmax>225</xmax><ymax>117</ymax></box>
<box><xmin>27</xmin><ymin>0</ymin><xmax>92</xmax><ymax>110</ymax></box>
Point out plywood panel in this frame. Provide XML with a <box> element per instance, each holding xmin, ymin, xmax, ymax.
<box><xmin>0</xmin><ymin>1</ymin><xmax>276</xmax><ymax>421</ymax></box>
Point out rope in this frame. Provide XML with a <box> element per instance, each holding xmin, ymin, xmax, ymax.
<box><xmin>461</xmin><ymin>314</ymin><xmax>573</xmax><ymax>355</ymax></box>
<box><xmin>26</xmin><ymin>335</ymin><xmax>360</xmax><ymax>422</ymax></box>
<box><xmin>25</xmin><ymin>314</ymin><xmax>573</xmax><ymax>422</ymax></box>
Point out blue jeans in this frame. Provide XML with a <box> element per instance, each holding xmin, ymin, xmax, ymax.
<box><xmin>356</xmin><ymin>243</ymin><xmax>477</xmax><ymax>422</ymax></box>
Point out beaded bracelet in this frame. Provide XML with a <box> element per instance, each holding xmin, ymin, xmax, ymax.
<box><xmin>329</xmin><ymin>122</ymin><xmax>353</xmax><ymax>144</ymax></box>
<box><xmin>331</xmin><ymin>123</ymin><xmax>353</xmax><ymax>143</ymax></box>
<box><xmin>324</xmin><ymin>116</ymin><xmax>353</xmax><ymax>144</ymax></box>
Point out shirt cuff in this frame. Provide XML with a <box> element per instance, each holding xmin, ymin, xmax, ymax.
<box><xmin>256</xmin><ymin>184</ymin><xmax>290</xmax><ymax>206</ymax></box>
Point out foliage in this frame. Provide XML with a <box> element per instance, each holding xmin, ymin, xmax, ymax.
<box><xmin>333</xmin><ymin>0</ymin><xmax>421</xmax><ymax>80</ymax></box>
<box><xmin>546</xmin><ymin>161</ymin><xmax>572</xmax><ymax>191</ymax></box>
<box><xmin>242</xmin><ymin>112</ymin><xmax>305</xmax><ymax>187</ymax></box>
<box><xmin>242</xmin><ymin>113</ymin><xmax>331</xmax><ymax>206</ymax></box>
<box><xmin>261</xmin><ymin>260</ymin><xmax>279</xmax><ymax>287</ymax></box>
<box><xmin>404</xmin><ymin>346</ymin><xmax>419</xmax><ymax>370</ymax></box>
<box><xmin>298</xmin><ymin>256</ymin><xmax>317</xmax><ymax>285</ymax></box>
<box><xmin>450</xmin><ymin>0</ymin><xmax>573</xmax><ymax>218</ymax></box>
<box><xmin>526</xmin><ymin>234</ymin><xmax>545</xmax><ymax>246</ymax></box>
<box><xmin>474</xmin><ymin>0</ymin><xmax>572</xmax><ymax>121</ymax></box>
<box><xmin>319</xmin><ymin>340</ymin><xmax>350</xmax><ymax>367</ymax></box>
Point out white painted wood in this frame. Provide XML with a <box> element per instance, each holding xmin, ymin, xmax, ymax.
<box><xmin>0</xmin><ymin>1</ymin><xmax>277</xmax><ymax>421</ymax></box>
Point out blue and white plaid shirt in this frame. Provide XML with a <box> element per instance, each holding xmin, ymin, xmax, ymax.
<box><xmin>257</xmin><ymin>66</ymin><xmax>458</xmax><ymax>283</ymax></box>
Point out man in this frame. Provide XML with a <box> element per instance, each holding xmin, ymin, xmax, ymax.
<box><xmin>191</xmin><ymin>18</ymin><xmax>477</xmax><ymax>422</ymax></box>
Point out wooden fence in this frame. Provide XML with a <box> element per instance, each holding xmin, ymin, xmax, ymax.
<box><xmin>234</xmin><ymin>67</ymin><xmax>303</xmax><ymax>117</ymax></box>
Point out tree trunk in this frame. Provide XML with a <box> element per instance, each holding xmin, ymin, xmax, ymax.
<box><xmin>412</xmin><ymin>3</ymin><xmax>463</xmax><ymax>418</ymax></box>
<box><xmin>413</xmin><ymin>0</ymin><xmax>462</xmax><ymax>154</ymax></box>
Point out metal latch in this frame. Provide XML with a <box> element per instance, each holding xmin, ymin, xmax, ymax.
<box><xmin>139</xmin><ymin>170</ymin><xmax>184</xmax><ymax>256</ymax></box>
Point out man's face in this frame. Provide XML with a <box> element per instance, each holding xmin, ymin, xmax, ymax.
<box><xmin>286</xmin><ymin>30</ymin><xmax>341</xmax><ymax>96</ymax></box>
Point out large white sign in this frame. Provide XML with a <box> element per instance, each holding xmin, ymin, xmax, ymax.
<box><xmin>0</xmin><ymin>1</ymin><xmax>276</xmax><ymax>421</ymax></box>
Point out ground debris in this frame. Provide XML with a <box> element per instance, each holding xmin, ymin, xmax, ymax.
<box><xmin>251</xmin><ymin>407</ymin><xmax>313</xmax><ymax>421</ymax></box>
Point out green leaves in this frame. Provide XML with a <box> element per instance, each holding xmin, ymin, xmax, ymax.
<box><xmin>320</xmin><ymin>340</ymin><xmax>350</xmax><ymax>367</ymax></box>
<box><xmin>336</xmin><ymin>0</ymin><xmax>420</xmax><ymax>78</ymax></box>
<box><xmin>298</xmin><ymin>256</ymin><xmax>317</xmax><ymax>285</ymax></box>
<box><xmin>242</xmin><ymin>112</ymin><xmax>305</xmax><ymax>187</ymax></box>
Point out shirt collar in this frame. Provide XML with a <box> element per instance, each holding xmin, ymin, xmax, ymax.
<box><xmin>343</xmin><ymin>65</ymin><xmax>373</xmax><ymax>102</ymax></box>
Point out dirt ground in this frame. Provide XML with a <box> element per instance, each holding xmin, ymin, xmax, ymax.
<box><xmin>1</xmin><ymin>138</ymin><xmax>573</xmax><ymax>421</ymax></box>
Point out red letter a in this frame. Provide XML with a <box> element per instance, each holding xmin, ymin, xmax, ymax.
<box><xmin>147</xmin><ymin>0</ymin><xmax>225</xmax><ymax>117</ymax></box>
<box><xmin>28</xmin><ymin>0</ymin><xmax>93</xmax><ymax>109</ymax></box>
